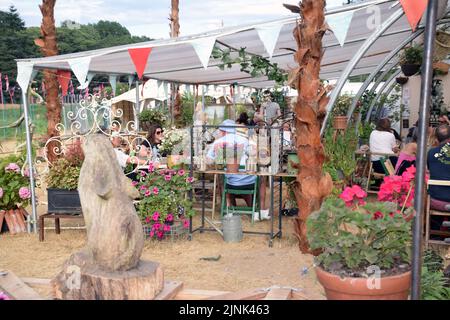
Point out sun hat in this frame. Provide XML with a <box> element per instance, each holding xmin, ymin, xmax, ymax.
<box><xmin>218</xmin><ymin>119</ymin><xmax>236</xmax><ymax>133</ymax></box>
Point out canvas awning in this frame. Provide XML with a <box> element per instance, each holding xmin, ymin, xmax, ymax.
<box><xmin>17</xmin><ymin>0</ymin><xmax>446</xmax><ymax>89</ymax></box>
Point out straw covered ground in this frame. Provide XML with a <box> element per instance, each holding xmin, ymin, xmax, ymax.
<box><xmin>0</xmin><ymin>213</ymin><xmax>325</xmax><ymax>299</ymax></box>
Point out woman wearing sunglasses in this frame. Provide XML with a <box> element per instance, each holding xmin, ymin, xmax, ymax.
<box><xmin>139</xmin><ymin>123</ymin><xmax>165</xmax><ymax>160</ymax></box>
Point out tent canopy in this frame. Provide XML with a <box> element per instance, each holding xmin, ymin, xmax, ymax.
<box><xmin>16</xmin><ymin>0</ymin><xmax>448</xmax><ymax>89</ymax></box>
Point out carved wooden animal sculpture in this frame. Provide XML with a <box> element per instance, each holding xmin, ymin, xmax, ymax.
<box><xmin>78</xmin><ymin>133</ymin><xmax>143</xmax><ymax>271</ymax></box>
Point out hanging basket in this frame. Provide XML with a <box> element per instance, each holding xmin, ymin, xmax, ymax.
<box><xmin>332</xmin><ymin>116</ymin><xmax>348</xmax><ymax>130</ymax></box>
<box><xmin>401</xmin><ymin>64</ymin><xmax>421</xmax><ymax>77</ymax></box>
<box><xmin>434</xmin><ymin>30</ymin><xmax>450</xmax><ymax>62</ymax></box>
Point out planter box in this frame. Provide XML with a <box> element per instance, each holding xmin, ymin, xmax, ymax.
<box><xmin>47</xmin><ymin>188</ymin><xmax>82</xmax><ymax>214</ymax></box>
<box><xmin>143</xmin><ymin>221</ymin><xmax>188</xmax><ymax>241</ymax></box>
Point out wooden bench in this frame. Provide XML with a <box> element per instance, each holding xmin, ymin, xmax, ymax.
<box><xmin>39</xmin><ymin>212</ymin><xmax>84</xmax><ymax>242</ymax></box>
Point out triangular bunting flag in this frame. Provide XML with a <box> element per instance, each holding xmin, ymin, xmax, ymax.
<box><xmin>68</xmin><ymin>56</ymin><xmax>91</xmax><ymax>88</ymax></box>
<box><xmin>128</xmin><ymin>75</ymin><xmax>134</xmax><ymax>89</ymax></box>
<box><xmin>255</xmin><ymin>23</ymin><xmax>283</xmax><ymax>58</ymax></box>
<box><xmin>191</xmin><ymin>37</ymin><xmax>216</xmax><ymax>69</ymax></box>
<box><xmin>16</xmin><ymin>61</ymin><xmax>35</xmax><ymax>91</ymax></box>
<box><xmin>400</xmin><ymin>0</ymin><xmax>429</xmax><ymax>31</ymax></box>
<box><xmin>77</xmin><ymin>73</ymin><xmax>95</xmax><ymax>90</ymax></box>
<box><xmin>56</xmin><ymin>70</ymin><xmax>72</xmax><ymax>96</ymax></box>
<box><xmin>128</xmin><ymin>47</ymin><xmax>152</xmax><ymax>79</ymax></box>
<box><xmin>109</xmin><ymin>75</ymin><xmax>118</xmax><ymax>96</ymax></box>
<box><xmin>326</xmin><ymin>10</ymin><xmax>355</xmax><ymax>47</ymax></box>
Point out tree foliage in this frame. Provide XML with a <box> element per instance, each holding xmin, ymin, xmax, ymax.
<box><xmin>0</xmin><ymin>6</ymin><xmax>152</xmax><ymax>97</ymax></box>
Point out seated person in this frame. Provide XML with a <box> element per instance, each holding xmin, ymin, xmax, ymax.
<box><xmin>395</xmin><ymin>132</ymin><xmax>417</xmax><ymax>175</ymax></box>
<box><xmin>369</xmin><ymin>118</ymin><xmax>399</xmax><ymax>174</ymax></box>
<box><xmin>427</xmin><ymin>125</ymin><xmax>450</xmax><ymax>212</ymax></box>
<box><xmin>111</xmin><ymin>131</ymin><xmax>148</xmax><ymax>170</ymax></box>
<box><xmin>139</xmin><ymin>124</ymin><xmax>165</xmax><ymax>161</ymax></box>
<box><xmin>206</xmin><ymin>119</ymin><xmax>257</xmax><ymax>212</ymax></box>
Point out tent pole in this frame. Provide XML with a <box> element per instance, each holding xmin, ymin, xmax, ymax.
<box><xmin>364</xmin><ymin>68</ymin><xmax>401</xmax><ymax>122</ymax></box>
<box><xmin>135</xmin><ymin>76</ymin><xmax>140</xmax><ymax>132</ymax></box>
<box><xmin>411</xmin><ymin>0</ymin><xmax>438</xmax><ymax>300</ymax></box>
<box><xmin>320</xmin><ymin>8</ymin><xmax>405</xmax><ymax>136</ymax></box>
<box><xmin>21</xmin><ymin>87</ymin><xmax>38</xmax><ymax>234</ymax></box>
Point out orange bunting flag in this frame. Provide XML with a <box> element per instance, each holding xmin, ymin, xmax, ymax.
<box><xmin>400</xmin><ymin>0</ymin><xmax>429</xmax><ymax>31</ymax></box>
<box><xmin>56</xmin><ymin>70</ymin><xmax>72</xmax><ymax>96</ymax></box>
<box><xmin>128</xmin><ymin>47</ymin><xmax>152</xmax><ymax>79</ymax></box>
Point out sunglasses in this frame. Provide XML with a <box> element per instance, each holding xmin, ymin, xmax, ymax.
<box><xmin>155</xmin><ymin>130</ymin><xmax>162</xmax><ymax>135</ymax></box>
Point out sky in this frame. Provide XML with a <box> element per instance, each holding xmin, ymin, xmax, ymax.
<box><xmin>0</xmin><ymin>0</ymin><xmax>346</xmax><ymax>39</ymax></box>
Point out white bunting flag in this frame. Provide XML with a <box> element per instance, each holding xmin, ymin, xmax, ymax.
<box><xmin>77</xmin><ymin>73</ymin><xmax>95</xmax><ymax>90</ymax></box>
<box><xmin>255</xmin><ymin>23</ymin><xmax>283</xmax><ymax>59</ymax></box>
<box><xmin>16</xmin><ymin>61</ymin><xmax>35</xmax><ymax>90</ymax></box>
<box><xmin>109</xmin><ymin>75</ymin><xmax>118</xmax><ymax>96</ymax></box>
<box><xmin>128</xmin><ymin>75</ymin><xmax>134</xmax><ymax>89</ymax></box>
<box><xmin>326</xmin><ymin>10</ymin><xmax>355</xmax><ymax>47</ymax></box>
<box><xmin>69</xmin><ymin>56</ymin><xmax>91</xmax><ymax>88</ymax></box>
<box><xmin>191</xmin><ymin>36</ymin><xmax>216</xmax><ymax>69</ymax></box>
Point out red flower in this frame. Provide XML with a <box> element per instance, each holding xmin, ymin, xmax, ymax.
<box><xmin>372</xmin><ymin>211</ymin><xmax>384</xmax><ymax>220</ymax></box>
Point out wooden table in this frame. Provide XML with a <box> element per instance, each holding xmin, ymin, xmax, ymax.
<box><xmin>39</xmin><ymin>212</ymin><xmax>84</xmax><ymax>242</ymax></box>
<box><xmin>190</xmin><ymin>169</ymin><xmax>296</xmax><ymax>247</ymax></box>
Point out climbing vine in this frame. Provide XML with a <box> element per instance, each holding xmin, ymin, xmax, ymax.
<box><xmin>211</xmin><ymin>46</ymin><xmax>287</xmax><ymax>85</ymax></box>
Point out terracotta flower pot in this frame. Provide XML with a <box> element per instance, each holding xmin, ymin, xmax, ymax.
<box><xmin>315</xmin><ymin>266</ymin><xmax>411</xmax><ymax>300</ymax></box>
<box><xmin>333</xmin><ymin>116</ymin><xmax>348</xmax><ymax>130</ymax></box>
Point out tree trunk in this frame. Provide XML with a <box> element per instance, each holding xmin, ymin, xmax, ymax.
<box><xmin>291</xmin><ymin>0</ymin><xmax>333</xmax><ymax>253</ymax></box>
<box><xmin>35</xmin><ymin>0</ymin><xmax>61</xmax><ymax>163</ymax></box>
<box><xmin>170</xmin><ymin>0</ymin><xmax>182</xmax><ymax>121</ymax></box>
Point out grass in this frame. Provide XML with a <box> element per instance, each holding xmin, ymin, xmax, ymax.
<box><xmin>0</xmin><ymin>104</ymin><xmax>48</xmax><ymax>140</ymax></box>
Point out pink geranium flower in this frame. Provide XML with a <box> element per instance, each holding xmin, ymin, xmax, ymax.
<box><xmin>152</xmin><ymin>211</ymin><xmax>160</xmax><ymax>222</ymax></box>
<box><xmin>0</xmin><ymin>292</ymin><xmax>10</xmax><ymax>300</ymax></box>
<box><xmin>140</xmin><ymin>170</ymin><xmax>147</xmax><ymax>177</ymax></box>
<box><xmin>144</xmin><ymin>190</ymin><xmax>151</xmax><ymax>197</ymax></box>
<box><xmin>5</xmin><ymin>163</ymin><xmax>20</xmax><ymax>173</ymax></box>
<box><xmin>149</xmin><ymin>230</ymin><xmax>155</xmax><ymax>237</ymax></box>
<box><xmin>351</xmin><ymin>185</ymin><xmax>367</xmax><ymax>199</ymax></box>
<box><xmin>152</xmin><ymin>187</ymin><xmax>159</xmax><ymax>195</ymax></box>
<box><xmin>145</xmin><ymin>216</ymin><xmax>151</xmax><ymax>224</ymax></box>
<box><xmin>166</xmin><ymin>213</ymin><xmax>174</xmax><ymax>222</ymax></box>
<box><xmin>131</xmin><ymin>181</ymin><xmax>138</xmax><ymax>187</ymax></box>
<box><xmin>178</xmin><ymin>169</ymin><xmax>185</xmax><ymax>176</ymax></box>
<box><xmin>148</xmin><ymin>162</ymin><xmax>155</xmax><ymax>172</ymax></box>
<box><xmin>140</xmin><ymin>185</ymin><xmax>147</xmax><ymax>191</ymax></box>
<box><xmin>153</xmin><ymin>222</ymin><xmax>161</xmax><ymax>230</ymax></box>
<box><xmin>164</xmin><ymin>175</ymin><xmax>172</xmax><ymax>181</ymax></box>
<box><xmin>19</xmin><ymin>187</ymin><xmax>31</xmax><ymax>199</ymax></box>
<box><xmin>182</xmin><ymin>219</ymin><xmax>190</xmax><ymax>229</ymax></box>
<box><xmin>186</xmin><ymin>177</ymin><xmax>194</xmax><ymax>183</ymax></box>
<box><xmin>339</xmin><ymin>187</ymin><xmax>355</xmax><ymax>205</ymax></box>
<box><xmin>163</xmin><ymin>224</ymin><xmax>171</xmax><ymax>232</ymax></box>
<box><xmin>157</xmin><ymin>231</ymin><xmax>164</xmax><ymax>239</ymax></box>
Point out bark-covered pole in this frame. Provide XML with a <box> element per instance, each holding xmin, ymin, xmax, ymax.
<box><xmin>288</xmin><ymin>0</ymin><xmax>333</xmax><ymax>253</ymax></box>
<box><xmin>169</xmin><ymin>0</ymin><xmax>181</xmax><ymax>122</ymax></box>
<box><xmin>35</xmin><ymin>0</ymin><xmax>61</xmax><ymax>163</ymax></box>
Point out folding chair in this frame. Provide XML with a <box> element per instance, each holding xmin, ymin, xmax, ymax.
<box><xmin>425</xmin><ymin>179</ymin><xmax>450</xmax><ymax>248</ymax></box>
<box><xmin>365</xmin><ymin>156</ymin><xmax>393</xmax><ymax>193</ymax></box>
<box><xmin>220</xmin><ymin>175</ymin><xmax>259</xmax><ymax>223</ymax></box>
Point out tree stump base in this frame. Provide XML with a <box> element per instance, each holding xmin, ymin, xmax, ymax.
<box><xmin>52</xmin><ymin>252</ymin><xmax>164</xmax><ymax>300</ymax></box>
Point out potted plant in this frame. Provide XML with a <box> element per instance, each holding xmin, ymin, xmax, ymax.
<box><xmin>158</xmin><ymin>127</ymin><xmax>188</xmax><ymax>169</ymax></box>
<box><xmin>135</xmin><ymin>165</ymin><xmax>195</xmax><ymax>240</ymax></box>
<box><xmin>399</xmin><ymin>45</ymin><xmax>423</xmax><ymax>76</ymax></box>
<box><xmin>46</xmin><ymin>142</ymin><xmax>84</xmax><ymax>214</ymax></box>
<box><xmin>332</xmin><ymin>94</ymin><xmax>353</xmax><ymax>130</ymax></box>
<box><xmin>0</xmin><ymin>154</ymin><xmax>31</xmax><ymax>233</ymax></box>
<box><xmin>307</xmin><ymin>167</ymin><xmax>417</xmax><ymax>300</ymax></box>
<box><xmin>212</xmin><ymin>142</ymin><xmax>244</xmax><ymax>173</ymax></box>
<box><xmin>138</xmin><ymin>108</ymin><xmax>167</xmax><ymax>131</ymax></box>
